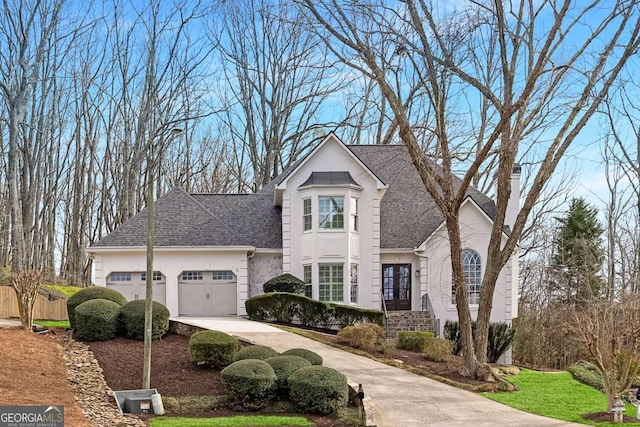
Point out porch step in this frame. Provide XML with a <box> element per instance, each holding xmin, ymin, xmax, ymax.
<box><xmin>385</xmin><ymin>311</ymin><xmax>435</xmax><ymax>338</ymax></box>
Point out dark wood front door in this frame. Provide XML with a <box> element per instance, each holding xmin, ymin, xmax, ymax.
<box><xmin>383</xmin><ymin>264</ymin><xmax>411</xmax><ymax>311</ymax></box>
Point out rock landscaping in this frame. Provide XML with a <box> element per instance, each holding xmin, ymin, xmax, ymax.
<box><xmin>58</xmin><ymin>331</ymin><xmax>146</xmax><ymax>426</ymax></box>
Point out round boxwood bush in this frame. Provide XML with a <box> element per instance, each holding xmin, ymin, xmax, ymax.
<box><xmin>282</xmin><ymin>348</ymin><xmax>322</xmax><ymax>366</ymax></box>
<box><xmin>263</xmin><ymin>273</ymin><xmax>305</xmax><ymax>294</ymax></box>
<box><xmin>75</xmin><ymin>299</ymin><xmax>121</xmax><ymax>341</ymax></box>
<box><xmin>67</xmin><ymin>286</ymin><xmax>127</xmax><ymax>329</ymax></box>
<box><xmin>264</xmin><ymin>355</ymin><xmax>311</xmax><ymax>391</ymax></box>
<box><xmin>189</xmin><ymin>330</ymin><xmax>239</xmax><ymax>368</ymax></box>
<box><xmin>232</xmin><ymin>345</ymin><xmax>279</xmax><ymax>362</ymax></box>
<box><xmin>288</xmin><ymin>366</ymin><xmax>348</xmax><ymax>414</ymax></box>
<box><xmin>119</xmin><ymin>300</ymin><xmax>170</xmax><ymax>340</ymax></box>
<box><xmin>221</xmin><ymin>359</ymin><xmax>277</xmax><ymax>410</ymax></box>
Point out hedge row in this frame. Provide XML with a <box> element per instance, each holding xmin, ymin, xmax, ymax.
<box><xmin>567</xmin><ymin>361</ymin><xmax>604</xmax><ymax>392</ymax></box>
<box><xmin>245</xmin><ymin>292</ymin><xmax>383</xmax><ymax>329</ymax></box>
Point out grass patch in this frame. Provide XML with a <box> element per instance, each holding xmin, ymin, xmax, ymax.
<box><xmin>35</xmin><ymin>320</ymin><xmax>70</xmax><ymax>328</ymax></box>
<box><xmin>163</xmin><ymin>395</ymin><xmax>226</xmax><ymax>413</ymax></box>
<box><xmin>43</xmin><ymin>284</ymin><xmax>83</xmax><ymax>297</ymax></box>
<box><xmin>482</xmin><ymin>369</ymin><xmax>640</xmax><ymax>426</ymax></box>
<box><xmin>150</xmin><ymin>415</ymin><xmax>313</xmax><ymax>427</ymax></box>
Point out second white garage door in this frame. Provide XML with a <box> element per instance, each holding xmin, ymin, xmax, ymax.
<box><xmin>178</xmin><ymin>271</ymin><xmax>237</xmax><ymax>316</ymax></box>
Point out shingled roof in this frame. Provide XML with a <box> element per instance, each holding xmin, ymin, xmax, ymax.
<box><xmin>347</xmin><ymin>145</ymin><xmax>496</xmax><ymax>248</ymax></box>
<box><xmin>90</xmin><ymin>143</ymin><xmax>496</xmax><ymax>250</ymax></box>
<box><xmin>90</xmin><ymin>188</ymin><xmax>282</xmax><ymax>249</ymax></box>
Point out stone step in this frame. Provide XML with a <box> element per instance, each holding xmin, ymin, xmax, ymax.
<box><xmin>385</xmin><ymin>311</ymin><xmax>435</xmax><ymax>337</ymax></box>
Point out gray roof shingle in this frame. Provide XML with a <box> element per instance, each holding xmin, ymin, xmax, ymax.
<box><xmin>90</xmin><ymin>143</ymin><xmax>496</xmax><ymax>251</ymax></box>
<box><xmin>90</xmin><ymin>187</ymin><xmax>282</xmax><ymax>249</ymax></box>
<box><xmin>347</xmin><ymin>145</ymin><xmax>496</xmax><ymax>248</ymax></box>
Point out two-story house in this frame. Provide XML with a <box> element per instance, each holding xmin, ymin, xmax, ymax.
<box><xmin>88</xmin><ymin>133</ymin><xmax>519</xmax><ymax>344</ymax></box>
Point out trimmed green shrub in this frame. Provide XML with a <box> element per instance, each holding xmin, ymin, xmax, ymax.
<box><xmin>567</xmin><ymin>361</ymin><xmax>604</xmax><ymax>392</ymax></box>
<box><xmin>67</xmin><ymin>286</ymin><xmax>127</xmax><ymax>329</ymax></box>
<box><xmin>397</xmin><ymin>331</ymin><xmax>434</xmax><ymax>352</ymax></box>
<box><xmin>221</xmin><ymin>359</ymin><xmax>277</xmax><ymax>410</ymax></box>
<box><xmin>288</xmin><ymin>366</ymin><xmax>348</xmax><ymax>414</ymax></box>
<box><xmin>245</xmin><ymin>292</ymin><xmax>300</xmax><ymax>323</ymax></box>
<box><xmin>119</xmin><ymin>300</ymin><xmax>170</xmax><ymax>340</ymax></box>
<box><xmin>331</xmin><ymin>304</ymin><xmax>384</xmax><ymax>328</ymax></box>
<box><xmin>189</xmin><ymin>330</ymin><xmax>239</xmax><ymax>368</ymax></box>
<box><xmin>337</xmin><ymin>323</ymin><xmax>386</xmax><ymax>352</ymax></box>
<box><xmin>233</xmin><ymin>345</ymin><xmax>279</xmax><ymax>362</ymax></box>
<box><xmin>263</xmin><ymin>274</ymin><xmax>305</xmax><ymax>294</ymax></box>
<box><xmin>282</xmin><ymin>348</ymin><xmax>323</xmax><ymax>366</ymax></box>
<box><xmin>74</xmin><ymin>299</ymin><xmax>120</xmax><ymax>341</ymax></box>
<box><xmin>244</xmin><ymin>292</ymin><xmax>384</xmax><ymax>330</ymax></box>
<box><xmin>423</xmin><ymin>336</ymin><xmax>453</xmax><ymax>362</ymax></box>
<box><xmin>264</xmin><ymin>355</ymin><xmax>311</xmax><ymax>391</ymax></box>
<box><xmin>487</xmin><ymin>322</ymin><xmax>516</xmax><ymax>363</ymax></box>
<box><xmin>297</xmin><ymin>298</ymin><xmax>331</xmax><ymax>327</ymax></box>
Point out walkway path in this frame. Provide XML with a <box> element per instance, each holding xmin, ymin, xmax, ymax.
<box><xmin>174</xmin><ymin>316</ymin><xmax>583</xmax><ymax>427</ymax></box>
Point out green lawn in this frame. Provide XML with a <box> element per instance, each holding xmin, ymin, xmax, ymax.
<box><xmin>482</xmin><ymin>369</ymin><xmax>640</xmax><ymax>426</ymax></box>
<box><xmin>35</xmin><ymin>319</ymin><xmax>70</xmax><ymax>328</ymax></box>
<box><xmin>150</xmin><ymin>415</ymin><xmax>313</xmax><ymax>427</ymax></box>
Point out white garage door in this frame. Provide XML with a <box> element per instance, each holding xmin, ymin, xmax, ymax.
<box><xmin>178</xmin><ymin>271</ymin><xmax>237</xmax><ymax>316</ymax></box>
<box><xmin>106</xmin><ymin>271</ymin><xmax>166</xmax><ymax>305</ymax></box>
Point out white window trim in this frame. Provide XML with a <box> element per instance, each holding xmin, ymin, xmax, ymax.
<box><xmin>302</xmin><ymin>197</ymin><xmax>312</xmax><ymax>232</ymax></box>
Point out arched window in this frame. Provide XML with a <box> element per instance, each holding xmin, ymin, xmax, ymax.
<box><xmin>452</xmin><ymin>250</ymin><xmax>482</xmax><ymax>305</ymax></box>
<box><xmin>463</xmin><ymin>250</ymin><xmax>482</xmax><ymax>304</ymax></box>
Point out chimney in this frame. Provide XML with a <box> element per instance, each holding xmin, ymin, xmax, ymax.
<box><xmin>504</xmin><ymin>164</ymin><xmax>521</xmax><ymax>231</ymax></box>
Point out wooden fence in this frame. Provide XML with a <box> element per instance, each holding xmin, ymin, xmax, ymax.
<box><xmin>0</xmin><ymin>286</ymin><xmax>68</xmax><ymax>321</ymax></box>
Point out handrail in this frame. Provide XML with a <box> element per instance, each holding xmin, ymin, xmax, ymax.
<box><xmin>421</xmin><ymin>292</ymin><xmax>440</xmax><ymax>336</ymax></box>
<box><xmin>381</xmin><ymin>297</ymin><xmax>389</xmax><ymax>337</ymax></box>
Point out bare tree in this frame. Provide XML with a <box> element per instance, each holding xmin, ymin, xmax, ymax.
<box><xmin>10</xmin><ymin>270</ymin><xmax>45</xmax><ymax>329</ymax></box>
<box><xmin>571</xmin><ymin>297</ymin><xmax>640</xmax><ymax>412</ymax></box>
<box><xmin>0</xmin><ymin>0</ymin><xmax>66</xmax><ymax>272</ymax></box>
<box><xmin>209</xmin><ymin>0</ymin><xmax>347</xmax><ymax>191</ymax></box>
<box><xmin>300</xmin><ymin>0</ymin><xmax>640</xmax><ymax>379</ymax></box>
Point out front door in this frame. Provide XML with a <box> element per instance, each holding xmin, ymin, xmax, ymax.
<box><xmin>383</xmin><ymin>264</ymin><xmax>411</xmax><ymax>311</ymax></box>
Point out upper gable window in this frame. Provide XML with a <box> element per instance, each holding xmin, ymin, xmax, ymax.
<box><xmin>319</xmin><ymin>197</ymin><xmax>344</xmax><ymax>229</ymax></box>
<box><xmin>303</xmin><ymin>198</ymin><xmax>312</xmax><ymax>231</ymax></box>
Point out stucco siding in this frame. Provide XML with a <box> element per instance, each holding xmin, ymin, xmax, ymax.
<box><xmin>422</xmin><ymin>200</ymin><xmax>515</xmax><ymax>336</ymax></box>
<box><xmin>281</xmin><ymin>136</ymin><xmax>381</xmax><ymax>308</ymax></box>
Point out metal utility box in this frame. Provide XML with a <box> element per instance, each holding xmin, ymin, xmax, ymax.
<box><xmin>124</xmin><ymin>396</ymin><xmax>153</xmax><ymax>414</ymax></box>
<box><xmin>113</xmin><ymin>389</ymin><xmax>158</xmax><ymax>414</ymax></box>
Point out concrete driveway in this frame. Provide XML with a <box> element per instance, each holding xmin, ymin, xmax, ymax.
<box><xmin>174</xmin><ymin>316</ymin><xmax>583</xmax><ymax>427</ymax></box>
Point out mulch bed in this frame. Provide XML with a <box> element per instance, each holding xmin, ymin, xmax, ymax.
<box><xmin>89</xmin><ymin>334</ymin><xmax>223</xmax><ymax>396</ymax></box>
<box><xmin>302</xmin><ymin>329</ymin><xmax>490</xmax><ymax>388</ymax></box>
<box><xmin>88</xmin><ymin>333</ymin><xmax>353</xmax><ymax>426</ymax></box>
<box><xmin>583</xmin><ymin>412</ymin><xmax>640</xmax><ymax>423</ymax></box>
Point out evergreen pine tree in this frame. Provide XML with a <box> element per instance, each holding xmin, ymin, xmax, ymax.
<box><xmin>551</xmin><ymin>198</ymin><xmax>605</xmax><ymax>304</ymax></box>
